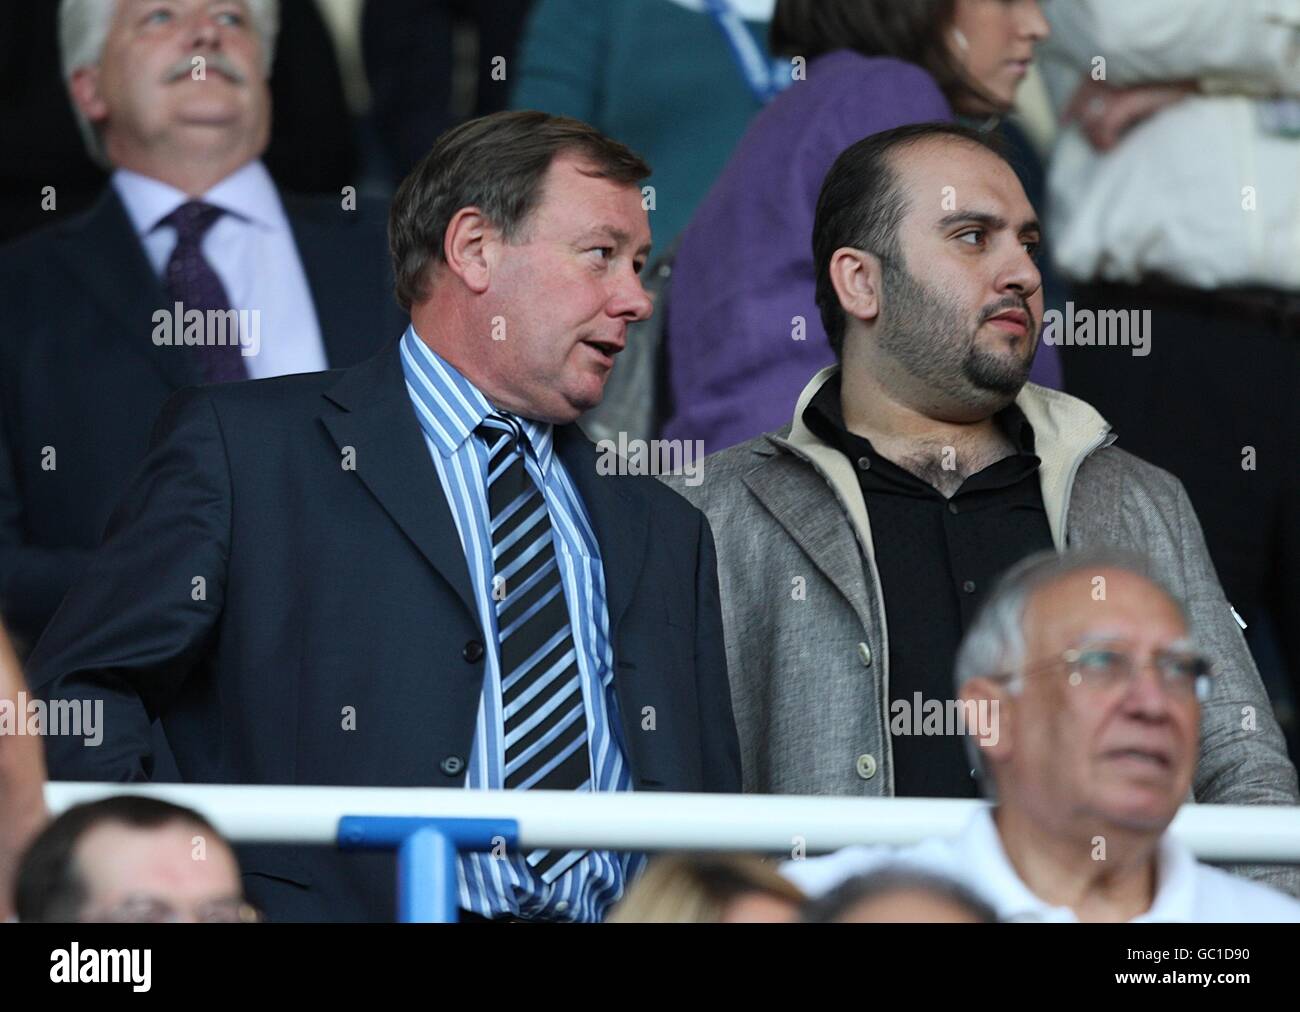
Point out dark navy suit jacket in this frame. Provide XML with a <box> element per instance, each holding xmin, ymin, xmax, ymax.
<box><xmin>0</xmin><ymin>186</ymin><xmax>405</xmax><ymax>650</ymax></box>
<box><xmin>27</xmin><ymin>342</ymin><xmax>741</xmax><ymax>921</ymax></box>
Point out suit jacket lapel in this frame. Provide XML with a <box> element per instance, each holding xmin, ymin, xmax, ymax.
<box><xmin>742</xmin><ymin>452</ymin><xmax>875</xmax><ymax>630</ymax></box>
<box><xmin>553</xmin><ymin>426</ymin><xmax>649</xmax><ymax>640</ymax></box>
<box><xmin>53</xmin><ymin>188</ymin><xmax>201</xmax><ymax>390</ymax></box>
<box><xmin>319</xmin><ymin>343</ymin><xmax>478</xmax><ymax>618</ymax></box>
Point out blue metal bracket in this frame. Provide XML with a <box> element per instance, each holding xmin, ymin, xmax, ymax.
<box><xmin>337</xmin><ymin>816</ymin><xmax>520</xmax><ymax>923</ymax></box>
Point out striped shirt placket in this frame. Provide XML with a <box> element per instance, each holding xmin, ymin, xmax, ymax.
<box><xmin>397</xmin><ymin>330</ymin><xmax>643</xmax><ymax>921</ymax></box>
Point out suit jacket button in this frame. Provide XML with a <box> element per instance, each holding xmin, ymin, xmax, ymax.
<box><xmin>440</xmin><ymin>755</ymin><xmax>465</xmax><ymax>776</ymax></box>
<box><xmin>462</xmin><ymin>640</ymin><xmax>484</xmax><ymax>663</ymax></box>
<box><xmin>856</xmin><ymin>642</ymin><xmax>872</xmax><ymax>667</ymax></box>
<box><xmin>855</xmin><ymin>753</ymin><xmax>877</xmax><ymax>780</ymax></box>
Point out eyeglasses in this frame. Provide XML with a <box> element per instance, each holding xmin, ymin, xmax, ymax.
<box><xmin>86</xmin><ymin>895</ymin><xmax>263</xmax><ymax>924</ymax></box>
<box><xmin>995</xmin><ymin>641</ymin><xmax>1214</xmax><ymax>701</ymax></box>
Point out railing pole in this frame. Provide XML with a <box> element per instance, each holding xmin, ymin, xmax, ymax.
<box><xmin>399</xmin><ymin>826</ymin><xmax>458</xmax><ymax>923</ymax></box>
<box><xmin>338</xmin><ymin>815</ymin><xmax>520</xmax><ymax>923</ymax></box>
<box><xmin>44</xmin><ymin>785</ymin><xmax>1300</xmax><ymax>864</ymax></box>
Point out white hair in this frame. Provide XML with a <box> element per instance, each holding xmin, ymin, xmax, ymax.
<box><xmin>952</xmin><ymin>547</ymin><xmax>1187</xmax><ymax>793</ymax></box>
<box><xmin>59</xmin><ymin>0</ymin><xmax>280</xmax><ymax>167</ymax></box>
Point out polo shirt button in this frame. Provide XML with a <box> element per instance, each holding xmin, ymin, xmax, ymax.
<box><xmin>440</xmin><ymin>755</ymin><xmax>465</xmax><ymax>776</ymax></box>
<box><xmin>462</xmin><ymin>640</ymin><xmax>484</xmax><ymax>663</ymax></box>
<box><xmin>962</xmin><ymin>580</ymin><xmax>977</xmax><ymax>594</ymax></box>
<box><xmin>856</xmin><ymin>641</ymin><xmax>872</xmax><ymax>667</ymax></box>
<box><xmin>857</xmin><ymin>456</ymin><xmax>871</xmax><ymax>471</ymax></box>
<box><xmin>948</xmin><ymin>502</ymin><xmax>959</xmax><ymax>515</ymax></box>
<box><xmin>855</xmin><ymin>753</ymin><xmax>877</xmax><ymax>780</ymax></box>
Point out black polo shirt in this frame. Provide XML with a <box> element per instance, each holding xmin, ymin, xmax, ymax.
<box><xmin>804</xmin><ymin>375</ymin><xmax>1054</xmax><ymax>798</ymax></box>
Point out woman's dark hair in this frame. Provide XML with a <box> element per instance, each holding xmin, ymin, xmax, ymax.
<box><xmin>770</xmin><ymin>0</ymin><xmax>991</xmax><ymax>111</ymax></box>
<box><xmin>389</xmin><ymin>110</ymin><xmax>651</xmax><ymax>312</ymax></box>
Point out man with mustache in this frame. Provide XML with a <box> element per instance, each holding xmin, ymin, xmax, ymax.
<box><xmin>0</xmin><ymin>0</ymin><xmax>404</xmax><ymax>652</ymax></box>
<box><xmin>787</xmin><ymin>550</ymin><xmax>1300</xmax><ymax>922</ymax></box>
<box><xmin>663</xmin><ymin>121</ymin><xmax>1300</xmax><ymax>895</ymax></box>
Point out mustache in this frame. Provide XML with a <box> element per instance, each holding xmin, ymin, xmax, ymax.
<box><xmin>979</xmin><ymin>295</ymin><xmax>1037</xmax><ymax>334</ymax></box>
<box><xmin>162</xmin><ymin>52</ymin><xmax>247</xmax><ymax>84</ymax></box>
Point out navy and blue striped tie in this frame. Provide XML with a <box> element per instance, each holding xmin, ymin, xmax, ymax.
<box><xmin>476</xmin><ymin>412</ymin><xmax>589</xmax><ymax>882</ymax></box>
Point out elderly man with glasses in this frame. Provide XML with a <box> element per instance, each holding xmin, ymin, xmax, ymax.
<box><xmin>786</xmin><ymin>549</ymin><xmax>1300</xmax><ymax>922</ymax></box>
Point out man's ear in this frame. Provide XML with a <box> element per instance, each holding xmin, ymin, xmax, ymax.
<box><xmin>828</xmin><ymin>247</ymin><xmax>883</xmax><ymax>327</ymax></box>
<box><xmin>68</xmin><ymin>66</ymin><xmax>110</xmax><ymax>125</ymax></box>
<box><xmin>961</xmin><ymin>678</ymin><xmax>1013</xmax><ymax>768</ymax></box>
<box><xmin>442</xmin><ymin>207</ymin><xmax>494</xmax><ymax>294</ymax></box>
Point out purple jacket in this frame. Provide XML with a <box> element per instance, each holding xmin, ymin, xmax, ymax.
<box><xmin>664</xmin><ymin>51</ymin><xmax>1061</xmax><ymax>451</ymax></box>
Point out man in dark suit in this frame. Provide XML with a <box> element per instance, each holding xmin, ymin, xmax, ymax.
<box><xmin>0</xmin><ymin>0</ymin><xmax>403</xmax><ymax>652</ymax></box>
<box><xmin>29</xmin><ymin>109</ymin><xmax>741</xmax><ymax>922</ymax></box>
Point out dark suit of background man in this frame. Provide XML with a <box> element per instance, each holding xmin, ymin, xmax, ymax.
<box><xmin>30</xmin><ymin>109</ymin><xmax>742</xmax><ymax>923</ymax></box>
<box><xmin>0</xmin><ymin>0</ymin><xmax>404</xmax><ymax>653</ymax></box>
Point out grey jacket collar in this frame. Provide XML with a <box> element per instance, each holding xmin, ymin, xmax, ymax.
<box><xmin>762</xmin><ymin>365</ymin><xmax>1117</xmax><ymax>562</ymax></box>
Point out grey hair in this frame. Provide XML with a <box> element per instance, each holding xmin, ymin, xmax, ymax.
<box><xmin>953</xmin><ymin>547</ymin><xmax>1189</xmax><ymax>792</ymax></box>
<box><xmin>59</xmin><ymin>0</ymin><xmax>280</xmax><ymax>168</ymax></box>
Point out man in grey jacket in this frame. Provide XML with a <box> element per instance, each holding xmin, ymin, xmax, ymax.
<box><xmin>662</xmin><ymin>121</ymin><xmax>1299</xmax><ymax>893</ymax></box>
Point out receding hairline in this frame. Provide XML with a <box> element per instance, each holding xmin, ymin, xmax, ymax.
<box><xmin>1022</xmin><ymin>565</ymin><xmax>1189</xmax><ymax>631</ymax></box>
<box><xmin>880</xmin><ymin>133</ymin><xmax>1021</xmax><ymax>225</ymax></box>
<box><xmin>517</xmin><ymin>153</ymin><xmax>653</xmax><ymax>249</ymax></box>
<box><xmin>71</xmin><ymin>813</ymin><xmax>225</xmax><ymax>854</ymax></box>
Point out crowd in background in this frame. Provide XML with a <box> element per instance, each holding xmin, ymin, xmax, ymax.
<box><xmin>2</xmin><ymin>0</ymin><xmax>1298</xmax><ymax>923</ymax></box>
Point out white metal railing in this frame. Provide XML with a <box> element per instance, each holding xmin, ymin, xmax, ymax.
<box><xmin>42</xmin><ymin>782</ymin><xmax>1300</xmax><ymax>862</ymax></box>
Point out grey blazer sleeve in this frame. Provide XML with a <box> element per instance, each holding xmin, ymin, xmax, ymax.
<box><xmin>1174</xmin><ymin>481</ymin><xmax>1300</xmax><ymax>896</ymax></box>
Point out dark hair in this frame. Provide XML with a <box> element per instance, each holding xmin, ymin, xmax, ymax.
<box><xmin>15</xmin><ymin>796</ymin><xmax>223</xmax><ymax>922</ymax></box>
<box><xmin>812</xmin><ymin>121</ymin><xmax>1005</xmax><ymax>358</ymax></box>
<box><xmin>389</xmin><ymin>110</ymin><xmax>652</xmax><ymax>311</ymax></box>
<box><xmin>802</xmin><ymin>866</ymin><xmax>999</xmax><ymax>923</ymax></box>
<box><xmin>770</xmin><ymin>0</ymin><xmax>990</xmax><ymax>109</ymax></box>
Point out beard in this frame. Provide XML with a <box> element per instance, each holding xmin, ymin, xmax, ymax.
<box><xmin>874</xmin><ymin>258</ymin><xmax>1037</xmax><ymax>409</ymax></box>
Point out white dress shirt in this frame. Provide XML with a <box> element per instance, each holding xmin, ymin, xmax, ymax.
<box><xmin>782</xmin><ymin>807</ymin><xmax>1300</xmax><ymax>923</ymax></box>
<box><xmin>112</xmin><ymin>160</ymin><xmax>328</xmax><ymax>379</ymax></box>
<box><xmin>1039</xmin><ymin>0</ymin><xmax>1300</xmax><ymax>291</ymax></box>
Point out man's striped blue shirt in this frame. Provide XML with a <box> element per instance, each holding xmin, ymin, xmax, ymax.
<box><xmin>398</xmin><ymin>326</ymin><xmax>642</xmax><ymax>921</ymax></box>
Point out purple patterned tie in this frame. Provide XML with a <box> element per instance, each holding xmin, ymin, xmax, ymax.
<box><xmin>161</xmin><ymin>200</ymin><xmax>248</xmax><ymax>384</ymax></box>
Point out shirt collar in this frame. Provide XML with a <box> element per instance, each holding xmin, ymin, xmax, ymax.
<box><xmin>398</xmin><ymin>326</ymin><xmax>554</xmax><ymax>474</ymax></box>
<box><xmin>804</xmin><ymin>371</ymin><xmax>1038</xmax><ymax>458</ymax></box>
<box><xmin>957</xmin><ymin>808</ymin><xmax>1070</xmax><ymax>921</ymax></box>
<box><xmin>112</xmin><ymin>159</ymin><xmax>285</xmax><ymax>237</ymax></box>
<box><xmin>963</xmin><ymin>807</ymin><xmax>1192</xmax><ymax>922</ymax></box>
<box><xmin>1133</xmin><ymin>833</ymin><xmax>1198</xmax><ymax>922</ymax></box>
